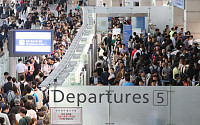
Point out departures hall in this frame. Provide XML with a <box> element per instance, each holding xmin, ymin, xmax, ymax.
<box><xmin>0</xmin><ymin>0</ymin><xmax>199</xmax><ymax>124</ymax></box>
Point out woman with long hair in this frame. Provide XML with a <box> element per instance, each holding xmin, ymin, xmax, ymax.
<box><xmin>28</xmin><ymin>118</ymin><xmax>37</xmax><ymax>125</ymax></box>
<box><xmin>9</xmin><ymin>113</ymin><xmax>18</xmax><ymax>125</ymax></box>
<box><xmin>113</xmin><ymin>47</ymin><xmax>120</xmax><ymax>66</ymax></box>
<box><xmin>25</xmin><ymin>60</ymin><xmax>34</xmax><ymax>85</ymax></box>
<box><xmin>41</xmin><ymin>59</ymin><xmax>51</xmax><ymax>80</ymax></box>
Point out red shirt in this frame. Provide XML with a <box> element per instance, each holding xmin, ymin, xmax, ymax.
<box><xmin>131</xmin><ymin>49</ymin><xmax>137</xmax><ymax>57</ymax></box>
<box><xmin>183</xmin><ymin>82</ymin><xmax>190</xmax><ymax>86</ymax></box>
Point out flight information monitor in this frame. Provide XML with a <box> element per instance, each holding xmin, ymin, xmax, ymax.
<box><xmin>9</xmin><ymin>30</ymin><xmax>53</xmax><ymax>57</ymax></box>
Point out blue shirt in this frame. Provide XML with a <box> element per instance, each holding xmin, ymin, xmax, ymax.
<box><xmin>122</xmin><ymin>82</ymin><xmax>134</xmax><ymax>86</ymax></box>
<box><xmin>119</xmin><ymin>48</ymin><xmax>129</xmax><ymax>53</ymax></box>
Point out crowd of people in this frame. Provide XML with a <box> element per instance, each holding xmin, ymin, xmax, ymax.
<box><xmin>91</xmin><ymin>17</ymin><xmax>200</xmax><ymax>86</ymax></box>
<box><xmin>0</xmin><ymin>0</ymin><xmax>83</xmax><ymax>124</ymax></box>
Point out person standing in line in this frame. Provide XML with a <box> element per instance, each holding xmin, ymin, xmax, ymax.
<box><xmin>18</xmin><ymin>109</ymin><xmax>31</xmax><ymax>125</ymax></box>
<box><xmin>22</xmin><ymin>3</ymin><xmax>27</xmax><ymax>15</ymax></box>
<box><xmin>1</xmin><ymin>72</ymin><xmax>8</xmax><ymax>87</ymax></box>
<box><xmin>16</xmin><ymin>59</ymin><xmax>26</xmax><ymax>82</ymax></box>
<box><xmin>41</xmin><ymin>59</ymin><xmax>51</xmax><ymax>80</ymax></box>
<box><xmin>25</xmin><ymin>60</ymin><xmax>34</xmax><ymax>85</ymax></box>
<box><xmin>0</xmin><ymin>4</ymin><xmax>3</xmax><ymax>18</ymax></box>
<box><xmin>3</xmin><ymin>76</ymin><xmax>15</xmax><ymax>94</ymax></box>
<box><xmin>0</xmin><ymin>105</ymin><xmax>10</xmax><ymax>125</ymax></box>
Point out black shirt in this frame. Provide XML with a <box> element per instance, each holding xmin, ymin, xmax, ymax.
<box><xmin>96</xmin><ymin>68</ymin><xmax>103</xmax><ymax>76</ymax></box>
<box><xmin>11</xmin><ymin>105</ymin><xmax>21</xmax><ymax>114</ymax></box>
<box><xmin>3</xmin><ymin>82</ymin><xmax>15</xmax><ymax>94</ymax></box>
<box><xmin>0</xmin><ymin>6</ymin><xmax>3</xmax><ymax>13</ymax></box>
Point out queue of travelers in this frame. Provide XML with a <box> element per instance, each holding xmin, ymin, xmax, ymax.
<box><xmin>91</xmin><ymin>17</ymin><xmax>200</xmax><ymax>86</ymax></box>
<box><xmin>0</xmin><ymin>0</ymin><xmax>83</xmax><ymax>124</ymax></box>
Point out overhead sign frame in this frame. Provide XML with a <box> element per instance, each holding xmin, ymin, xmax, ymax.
<box><xmin>172</xmin><ymin>0</ymin><xmax>185</xmax><ymax>9</ymax></box>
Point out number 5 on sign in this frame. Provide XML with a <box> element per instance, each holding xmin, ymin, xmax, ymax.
<box><xmin>153</xmin><ymin>90</ymin><xmax>168</xmax><ymax>106</ymax></box>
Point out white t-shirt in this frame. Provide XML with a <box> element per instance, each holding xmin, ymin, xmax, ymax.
<box><xmin>27</xmin><ymin>109</ymin><xmax>37</xmax><ymax>119</ymax></box>
<box><xmin>16</xmin><ymin>114</ymin><xmax>30</xmax><ymax>122</ymax></box>
<box><xmin>16</xmin><ymin>62</ymin><xmax>26</xmax><ymax>73</ymax></box>
<box><xmin>53</xmin><ymin>62</ymin><xmax>60</xmax><ymax>69</ymax></box>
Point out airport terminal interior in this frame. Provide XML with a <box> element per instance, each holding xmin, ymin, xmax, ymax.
<box><xmin>0</xmin><ymin>0</ymin><xmax>200</xmax><ymax>124</ymax></box>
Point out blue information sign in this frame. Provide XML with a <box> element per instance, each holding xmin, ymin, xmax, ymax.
<box><xmin>123</xmin><ymin>25</ymin><xmax>132</xmax><ymax>49</ymax></box>
<box><xmin>108</xmin><ymin>17</ymin><xmax>112</xmax><ymax>32</ymax></box>
<box><xmin>14</xmin><ymin>31</ymin><xmax>52</xmax><ymax>54</ymax></box>
<box><xmin>172</xmin><ymin>0</ymin><xmax>184</xmax><ymax>9</ymax></box>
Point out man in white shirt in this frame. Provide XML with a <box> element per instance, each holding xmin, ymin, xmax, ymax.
<box><xmin>53</xmin><ymin>58</ymin><xmax>60</xmax><ymax>69</ymax></box>
<box><xmin>16</xmin><ymin>59</ymin><xmax>26</xmax><ymax>82</ymax></box>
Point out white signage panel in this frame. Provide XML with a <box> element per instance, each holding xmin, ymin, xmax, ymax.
<box><xmin>51</xmin><ymin>107</ymin><xmax>82</xmax><ymax>125</ymax></box>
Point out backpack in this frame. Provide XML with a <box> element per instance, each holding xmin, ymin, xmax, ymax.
<box><xmin>7</xmin><ymin>91</ymin><xmax>20</xmax><ymax>108</ymax></box>
<box><xmin>103</xmin><ymin>57</ymin><xmax>108</xmax><ymax>68</ymax></box>
<box><xmin>23</xmin><ymin>117</ymin><xmax>30</xmax><ymax>125</ymax></box>
<box><xmin>20</xmin><ymin>81</ymin><xmax>25</xmax><ymax>96</ymax></box>
<box><xmin>151</xmin><ymin>65</ymin><xmax>158</xmax><ymax>74</ymax></box>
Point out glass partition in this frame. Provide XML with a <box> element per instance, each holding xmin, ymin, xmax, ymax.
<box><xmin>109</xmin><ymin>86</ymin><xmax>171</xmax><ymax>125</ymax></box>
<box><xmin>170</xmin><ymin>87</ymin><xmax>200</xmax><ymax>125</ymax></box>
<box><xmin>0</xmin><ymin>51</ymin><xmax>9</xmax><ymax>82</ymax></box>
<box><xmin>49</xmin><ymin>86</ymin><xmax>200</xmax><ymax>125</ymax></box>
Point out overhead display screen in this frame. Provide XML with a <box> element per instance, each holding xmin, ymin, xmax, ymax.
<box><xmin>14</xmin><ymin>31</ymin><xmax>52</xmax><ymax>54</ymax></box>
<box><xmin>172</xmin><ymin>0</ymin><xmax>184</xmax><ymax>9</ymax></box>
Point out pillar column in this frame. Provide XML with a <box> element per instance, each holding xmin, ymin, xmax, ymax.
<box><xmin>112</xmin><ymin>0</ymin><xmax>121</xmax><ymax>7</ymax></box>
<box><xmin>9</xmin><ymin>57</ymin><xmax>16</xmax><ymax>78</ymax></box>
<box><xmin>184</xmin><ymin>0</ymin><xmax>200</xmax><ymax>38</ymax></box>
<box><xmin>139</xmin><ymin>0</ymin><xmax>152</xmax><ymax>6</ymax></box>
<box><xmin>173</xmin><ymin>6</ymin><xmax>184</xmax><ymax>28</ymax></box>
<box><xmin>154</xmin><ymin>0</ymin><xmax>163</xmax><ymax>6</ymax></box>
